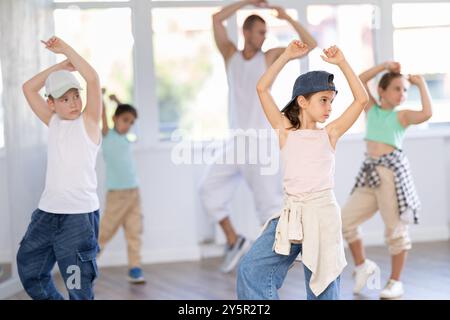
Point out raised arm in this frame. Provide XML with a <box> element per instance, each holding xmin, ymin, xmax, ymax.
<box><xmin>101</xmin><ymin>88</ymin><xmax>109</xmax><ymax>137</ymax></box>
<box><xmin>213</xmin><ymin>1</ymin><xmax>246</xmax><ymax>61</ymax></box>
<box><xmin>22</xmin><ymin>59</ymin><xmax>75</xmax><ymax>126</ymax></box>
<box><xmin>256</xmin><ymin>41</ymin><xmax>309</xmax><ymax>131</ymax></box>
<box><xmin>41</xmin><ymin>37</ymin><xmax>102</xmax><ymax>125</ymax></box>
<box><xmin>325</xmin><ymin>46</ymin><xmax>369</xmax><ymax>143</ymax></box>
<box><xmin>265</xmin><ymin>6</ymin><xmax>317</xmax><ymax>65</ymax></box>
<box><xmin>398</xmin><ymin>75</ymin><xmax>432</xmax><ymax>127</ymax></box>
<box><xmin>213</xmin><ymin>0</ymin><xmax>266</xmax><ymax>61</ymax></box>
<box><xmin>109</xmin><ymin>94</ymin><xmax>122</xmax><ymax>105</ymax></box>
<box><xmin>359</xmin><ymin>61</ymin><xmax>400</xmax><ymax>112</ymax></box>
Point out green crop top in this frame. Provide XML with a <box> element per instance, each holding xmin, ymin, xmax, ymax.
<box><xmin>365</xmin><ymin>104</ymin><xmax>406</xmax><ymax>149</ymax></box>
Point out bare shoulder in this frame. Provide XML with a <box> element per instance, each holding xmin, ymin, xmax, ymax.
<box><xmin>324</xmin><ymin>125</ymin><xmax>339</xmax><ymax>150</ymax></box>
<box><xmin>278</xmin><ymin>114</ymin><xmax>292</xmax><ymax>148</ymax></box>
<box><xmin>82</xmin><ymin>112</ymin><xmax>101</xmax><ymax>145</ymax></box>
<box><xmin>397</xmin><ymin>110</ymin><xmax>410</xmax><ymax>128</ymax></box>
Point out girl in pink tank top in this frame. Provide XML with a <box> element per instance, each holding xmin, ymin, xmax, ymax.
<box><xmin>236</xmin><ymin>41</ymin><xmax>369</xmax><ymax>300</ymax></box>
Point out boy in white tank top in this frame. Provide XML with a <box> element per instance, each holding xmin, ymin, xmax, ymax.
<box><xmin>17</xmin><ymin>36</ymin><xmax>102</xmax><ymax>300</ymax></box>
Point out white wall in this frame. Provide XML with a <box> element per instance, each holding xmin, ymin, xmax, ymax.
<box><xmin>1</xmin><ymin>131</ymin><xmax>449</xmax><ymax>268</ymax></box>
<box><xmin>0</xmin><ymin>153</ymin><xmax>11</xmax><ymax>264</ymax></box>
<box><xmin>95</xmin><ymin>130</ymin><xmax>450</xmax><ymax>267</ymax></box>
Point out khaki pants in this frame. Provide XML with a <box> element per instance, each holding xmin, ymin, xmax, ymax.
<box><xmin>99</xmin><ymin>188</ymin><xmax>143</xmax><ymax>268</ymax></box>
<box><xmin>342</xmin><ymin>166</ymin><xmax>411</xmax><ymax>255</ymax></box>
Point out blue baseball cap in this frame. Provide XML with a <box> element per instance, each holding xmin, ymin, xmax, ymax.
<box><xmin>281</xmin><ymin>71</ymin><xmax>338</xmax><ymax>113</ymax></box>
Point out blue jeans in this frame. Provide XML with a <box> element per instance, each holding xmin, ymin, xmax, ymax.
<box><xmin>17</xmin><ymin>209</ymin><xmax>100</xmax><ymax>300</ymax></box>
<box><xmin>237</xmin><ymin>218</ymin><xmax>341</xmax><ymax>300</ymax></box>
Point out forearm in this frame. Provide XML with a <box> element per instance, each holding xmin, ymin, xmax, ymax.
<box><xmin>257</xmin><ymin>53</ymin><xmax>290</xmax><ymax>92</ymax></box>
<box><xmin>340</xmin><ymin>60</ymin><xmax>369</xmax><ymax>104</ymax></box>
<box><xmin>213</xmin><ymin>0</ymin><xmax>250</xmax><ymax>22</ymax></box>
<box><xmin>62</xmin><ymin>45</ymin><xmax>99</xmax><ymax>83</ymax></box>
<box><xmin>286</xmin><ymin>17</ymin><xmax>317</xmax><ymax>49</ymax></box>
<box><xmin>359</xmin><ymin>63</ymin><xmax>386</xmax><ymax>84</ymax></box>
<box><xmin>418</xmin><ymin>83</ymin><xmax>432</xmax><ymax>117</ymax></box>
<box><xmin>23</xmin><ymin>63</ymin><xmax>63</xmax><ymax>93</ymax></box>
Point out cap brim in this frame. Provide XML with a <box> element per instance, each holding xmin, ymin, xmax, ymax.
<box><xmin>47</xmin><ymin>85</ymin><xmax>83</xmax><ymax>99</ymax></box>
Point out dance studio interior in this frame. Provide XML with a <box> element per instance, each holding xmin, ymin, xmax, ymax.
<box><xmin>1</xmin><ymin>0</ymin><xmax>449</xmax><ymax>301</ymax></box>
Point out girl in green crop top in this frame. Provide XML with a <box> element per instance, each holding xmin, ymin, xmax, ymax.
<box><xmin>363</xmin><ymin>62</ymin><xmax>433</xmax><ymax>156</ymax></box>
<box><xmin>341</xmin><ymin>61</ymin><xmax>432</xmax><ymax>300</ymax></box>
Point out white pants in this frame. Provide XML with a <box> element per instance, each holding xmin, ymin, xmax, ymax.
<box><xmin>198</xmin><ymin>139</ymin><xmax>283</xmax><ymax>225</ymax></box>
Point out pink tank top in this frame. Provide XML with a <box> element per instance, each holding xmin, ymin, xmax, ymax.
<box><xmin>281</xmin><ymin>129</ymin><xmax>335</xmax><ymax>195</ymax></box>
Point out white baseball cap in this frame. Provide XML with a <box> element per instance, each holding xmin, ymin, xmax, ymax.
<box><xmin>45</xmin><ymin>70</ymin><xmax>82</xmax><ymax>99</ymax></box>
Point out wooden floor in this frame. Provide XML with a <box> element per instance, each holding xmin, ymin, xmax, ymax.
<box><xmin>8</xmin><ymin>241</ymin><xmax>450</xmax><ymax>300</ymax></box>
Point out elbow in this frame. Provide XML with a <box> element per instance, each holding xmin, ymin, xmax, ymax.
<box><xmin>212</xmin><ymin>13</ymin><xmax>220</xmax><ymax>24</ymax></box>
<box><xmin>22</xmin><ymin>82</ymin><xmax>32</xmax><ymax>95</ymax></box>
<box><xmin>424</xmin><ymin>110</ymin><xmax>433</xmax><ymax>121</ymax></box>
<box><xmin>256</xmin><ymin>83</ymin><xmax>268</xmax><ymax>94</ymax></box>
<box><xmin>358</xmin><ymin>93</ymin><xmax>370</xmax><ymax>107</ymax></box>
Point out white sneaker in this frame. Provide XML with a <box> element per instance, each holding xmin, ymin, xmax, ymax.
<box><xmin>352</xmin><ymin>259</ymin><xmax>378</xmax><ymax>294</ymax></box>
<box><xmin>380</xmin><ymin>279</ymin><xmax>404</xmax><ymax>299</ymax></box>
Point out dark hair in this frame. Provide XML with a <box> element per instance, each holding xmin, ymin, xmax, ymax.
<box><xmin>283</xmin><ymin>93</ymin><xmax>314</xmax><ymax>130</ymax></box>
<box><xmin>243</xmin><ymin>14</ymin><xmax>266</xmax><ymax>31</ymax></box>
<box><xmin>114</xmin><ymin>104</ymin><xmax>138</xmax><ymax>119</ymax></box>
<box><xmin>378</xmin><ymin>72</ymin><xmax>404</xmax><ymax>90</ymax></box>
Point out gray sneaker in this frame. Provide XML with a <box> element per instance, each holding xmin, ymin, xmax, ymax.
<box><xmin>219</xmin><ymin>236</ymin><xmax>251</xmax><ymax>273</ymax></box>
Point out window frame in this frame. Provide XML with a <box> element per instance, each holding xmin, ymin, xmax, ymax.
<box><xmin>50</xmin><ymin>0</ymin><xmax>450</xmax><ymax>148</ymax></box>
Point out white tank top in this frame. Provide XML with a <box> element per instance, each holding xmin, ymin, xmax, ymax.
<box><xmin>281</xmin><ymin>129</ymin><xmax>335</xmax><ymax>195</ymax></box>
<box><xmin>38</xmin><ymin>114</ymin><xmax>100</xmax><ymax>214</ymax></box>
<box><xmin>226</xmin><ymin>51</ymin><xmax>271</xmax><ymax>131</ymax></box>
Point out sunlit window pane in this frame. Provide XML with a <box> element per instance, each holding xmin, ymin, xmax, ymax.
<box><xmin>393</xmin><ymin>3</ymin><xmax>450</xmax><ymax>28</ymax></box>
<box><xmin>393</xmin><ymin>3</ymin><xmax>450</xmax><ymax>125</ymax></box>
<box><xmin>152</xmin><ymin>7</ymin><xmax>228</xmax><ymax>141</ymax></box>
<box><xmin>394</xmin><ymin>27</ymin><xmax>450</xmax><ymax>124</ymax></box>
<box><xmin>54</xmin><ymin>8</ymin><xmax>134</xmax><ymax>129</ymax></box>
<box><xmin>307</xmin><ymin>4</ymin><xmax>376</xmax><ymax>133</ymax></box>
<box><xmin>236</xmin><ymin>8</ymin><xmax>301</xmax><ymax>110</ymax></box>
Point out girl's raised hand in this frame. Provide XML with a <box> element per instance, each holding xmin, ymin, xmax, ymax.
<box><xmin>385</xmin><ymin>61</ymin><xmax>401</xmax><ymax>73</ymax></box>
<box><xmin>408</xmin><ymin>74</ymin><xmax>425</xmax><ymax>86</ymax></box>
<box><xmin>320</xmin><ymin>45</ymin><xmax>345</xmax><ymax>65</ymax></box>
<box><xmin>284</xmin><ymin>40</ymin><xmax>309</xmax><ymax>61</ymax></box>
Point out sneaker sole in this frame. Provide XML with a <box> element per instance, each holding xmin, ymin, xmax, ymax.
<box><xmin>380</xmin><ymin>291</ymin><xmax>404</xmax><ymax>300</ymax></box>
<box><xmin>353</xmin><ymin>263</ymin><xmax>377</xmax><ymax>294</ymax></box>
<box><xmin>221</xmin><ymin>240</ymin><xmax>252</xmax><ymax>274</ymax></box>
<box><xmin>128</xmin><ymin>277</ymin><xmax>147</xmax><ymax>284</ymax></box>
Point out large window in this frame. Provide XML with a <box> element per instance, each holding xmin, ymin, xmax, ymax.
<box><xmin>54</xmin><ymin>7</ymin><xmax>134</xmax><ymax>131</ymax></box>
<box><xmin>236</xmin><ymin>8</ymin><xmax>301</xmax><ymax>110</ymax></box>
<box><xmin>152</xmin><ymin>7</ymin><xmax>228</xmax><ymax>141</ymax></box>
<box><xmin>52</xmin><ymin>1</ymin><xmax>450</xmax><ymax>142</ymax></box>
<box><xmin>393</xmin><ymin>2</ymin><xmax>450</xmax><ymax>126</ymax></box>
<box><xmin>307</xmin><ymin>4</ymin><xmax>376</xmax><ymax>133</ymax></box>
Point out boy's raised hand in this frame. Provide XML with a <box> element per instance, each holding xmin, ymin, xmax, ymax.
<box><xmin>321</xmin><ymin>45</ymin><xmax>345</xmax><ymax>65</ymax></box>
<box><xmin>284</xmin><ymin>40</ymin><xmax>309</xmax><ymax>61</ymax></box>
<box><xmin>41</xmin><ymin>36</ymin><xmax>69</xmax><ymax>54</ymax></box>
